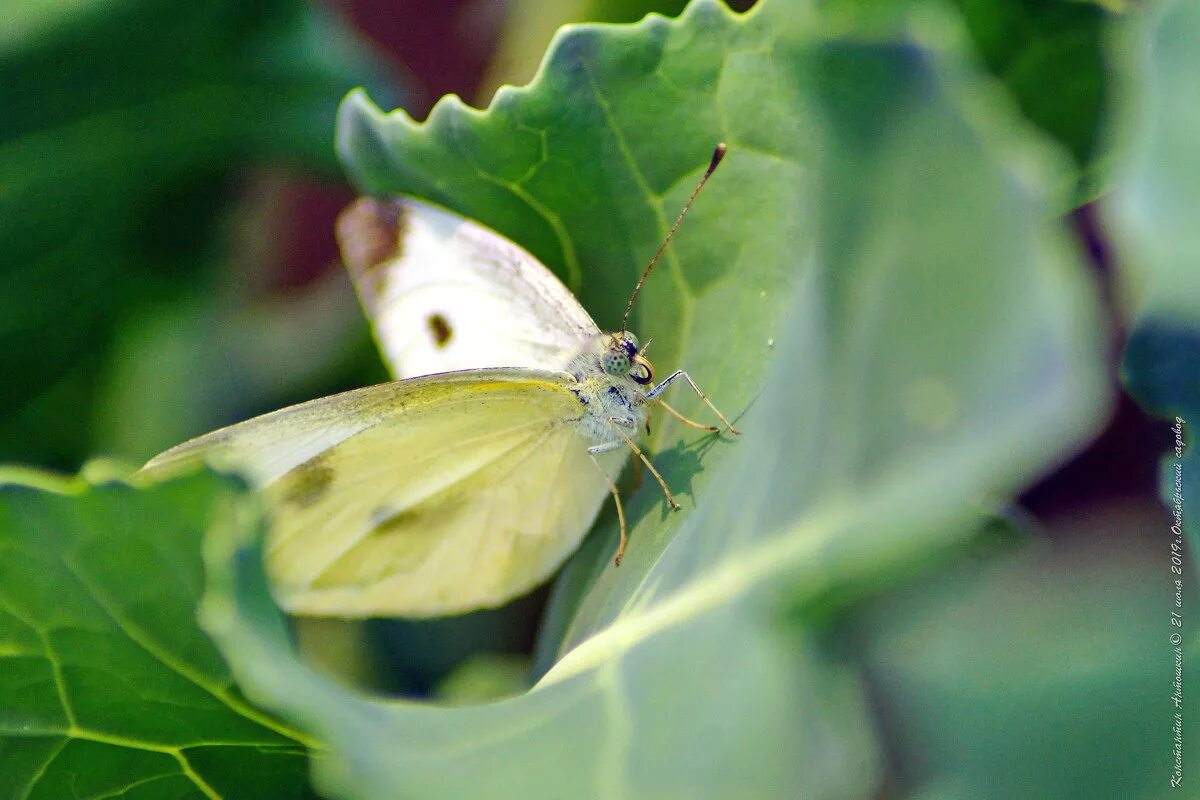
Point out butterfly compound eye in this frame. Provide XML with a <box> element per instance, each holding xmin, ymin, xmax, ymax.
<box><xmin>602</xmin><ymin>349</ymin><xmax>631</xmax><ymax>375</ymax></box>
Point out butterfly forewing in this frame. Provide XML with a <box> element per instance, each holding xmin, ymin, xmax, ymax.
<box><xmin>338</xmin><ymin>197</ymin><xmax>601</xmax><ymax>379</ymax></box>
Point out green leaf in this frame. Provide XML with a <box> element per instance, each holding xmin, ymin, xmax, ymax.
<box><xmin>539</xmin><ymin>1</ymin><xmax>1110</xmax><ymax>664</ymax></box>
<box><xmin>0</xmin><ymin>470</ymin><xmax>316</xmax><ymax>799</ymax></box>
<box><xmin>1108</xmin><ymin>0</ymin><xmax>1200</xmax><ymax>556</ymax></box>
<box><xmin>0</xmin><ymin>0</ymin><xmax>395</xmax><ymax>468</ymax></box>
<box><xmin>200</xmin><ymin>2</ymin><xmax>1106</xmax><ymax>798</ymax></box>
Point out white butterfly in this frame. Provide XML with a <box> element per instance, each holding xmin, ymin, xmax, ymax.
<box><xmin>144</xmin><ymin>145</ymin><xmax>737</xmax><ymax>618</ymax></box>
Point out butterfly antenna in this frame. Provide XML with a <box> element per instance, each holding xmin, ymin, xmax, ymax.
<box><xmin>620</xmin><ymin>143</ymin><xmax>726</xmax><ymax>332</ymax></box>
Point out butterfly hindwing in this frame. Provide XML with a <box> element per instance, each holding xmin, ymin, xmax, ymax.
<box><xmin>144</xmin><ymin>369</ymin><xmax>623</xmax><ymax>617</ymax></box>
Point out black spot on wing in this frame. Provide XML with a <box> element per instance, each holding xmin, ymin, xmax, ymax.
<box><xmin>279</xmin><ymin>454</ymin><xmax>335</xmax><ymax>509</ymax></box>
<box><xmin>427</xmin><ymin>313</ymin><xmax>453</xmax><ymax>348</ymax></box>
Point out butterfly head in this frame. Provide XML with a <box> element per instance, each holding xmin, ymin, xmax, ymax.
<box><xmin>602</xmin><ymin>332</ymin><xmax>654</xmax><ymax>385</ymax></box>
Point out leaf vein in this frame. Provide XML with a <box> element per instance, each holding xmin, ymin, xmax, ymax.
<box><xmin>579</xmin><ymin>61</ymin><xmax>694</xmax><ymax>340</ymax></box>
<box><xmin>18</xmin><ymin>736</ymin><xmax>68</xmax><ymax>800</ymax></box>
<box><xmin>0</xmin><ymin>585</ymin><xmax>78</xmax><ymax>728</ymax></box>
<box><xmin>596</xmin><ymin>660</ymin><xmax>632</xmax><ymax>800</ymax></box>
<box><xmin>56</xmin><ymin>554</ymin><xmax>313</xmax><ymax>747</ymax></box>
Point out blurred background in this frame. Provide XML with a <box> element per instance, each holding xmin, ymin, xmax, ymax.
<box><xmin>0</xmin><ymin>0</ymin><xmax>720</xmax><ymax>475</ymax></box>
<box><xmin>0</xmin><ymin>0</ymin><xmax>1179</xmax><ymax>705</ymax></box>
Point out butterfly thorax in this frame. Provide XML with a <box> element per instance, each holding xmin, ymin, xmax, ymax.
<box><xmin>566</xmin><ymin>331</ymin><xmax>653</xmax><ymax>446</ymax></box>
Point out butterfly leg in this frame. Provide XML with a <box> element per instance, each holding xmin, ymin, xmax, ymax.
<box><xmin>645</xmin><ymin>370</ymin><xmax>741</xmax><ymax>435</ymax></box>
<box><xmin>657</xmin><ymin>399</ymin><xmax>719</xmax><ymax>432</ymax></box>
<box><xmin>587</xmin><ymin>453</ymin><xmax>628</xmax><ymax>566</ymax></box>
<box><xmin>607</xmin><ymin>422</ymin><xmax>681</xmax><ymax>511</ymax></box>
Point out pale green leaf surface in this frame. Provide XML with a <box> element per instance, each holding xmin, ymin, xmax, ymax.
<box><xmin>200</xmin><ymin>2</ymin><xmax>1106</xmax><ymax>799</ymax></box>
<box><xmin>1108</xmin><ymin>0</ymin><xmax>1199</xmax><ymax>556</ymax></box>
<box><xmin>858</xmin><ymin>541</ymin><xmax>1193</xmax><ymax>800</ymax></box>
<box><xmin>811</xmin><ymin>0</ymin><xmax>1112</xmax><ymax>199</ymax></box>
<box><xmin>1109</xmin><ymin>0</ymin><xmax>1200</xmax><ymax>330</ymax></box>
<box><xmin>0</xmin><ymin>471</ymin><xmax>315</xmax><ymax>799</ymax></box>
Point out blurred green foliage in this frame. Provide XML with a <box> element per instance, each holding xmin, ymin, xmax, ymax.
<box><xmin>477</xmin><ymin>0</ymin><xmax>692</xmax><ymax>100</ymax></box>
<box><xmin>952</xmin><ymin>0</ymin><xmax>1109</xmax><ymax>178</ymax></box>
<box><xmin>1108</xmin><ymin>0</ymin><xmax>1199</xmax><ymax>589</ymax></box>
<box><xmin>0</xmin><ymin>0</ymin><xmax>395</xmax><ymax>468</ymax></box>
<box><xmin>1110</xmin><ymin>3</ymin><xmax>1200</xmax><ymax>404</ymax></box>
